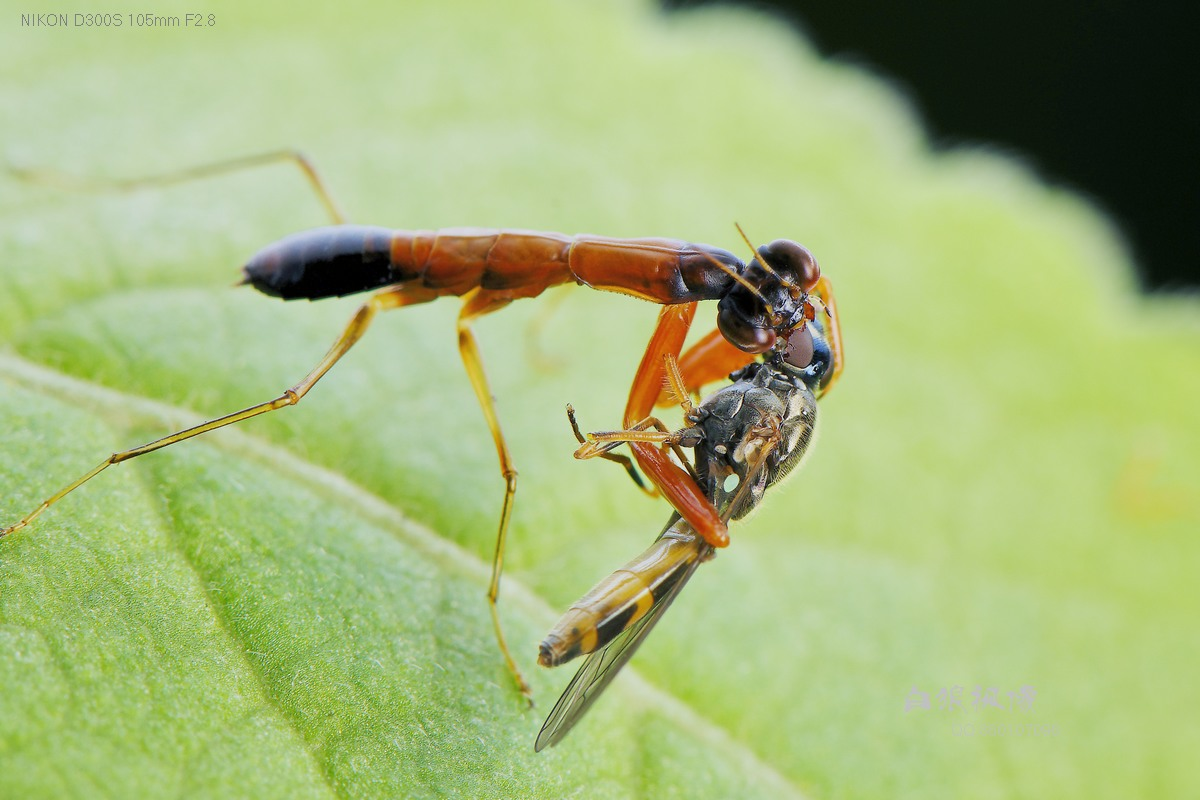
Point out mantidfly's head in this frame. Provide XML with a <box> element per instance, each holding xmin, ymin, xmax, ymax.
<box><xmin>709</xmin><ymin>223</ymin><xmax>821</xmax><ymax>341</ymax></box>
<box><xmin>703</xmin><ymin>224</ymin><xmax>841</xmax><ymax>396</ymax></box>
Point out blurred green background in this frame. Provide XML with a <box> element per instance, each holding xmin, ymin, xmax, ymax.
<box><xmin>1</xmin><ymin>1</ymin><xmax>1197</xmax><ymax>798</ymax></box>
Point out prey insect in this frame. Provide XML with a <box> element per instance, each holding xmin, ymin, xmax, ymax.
<box><xmin>534</xmin><ymin>307</ymin><xmax>835</xmax><ymax>749</ymax></box>
<box><xmin>1</xmin><ymin>151</ymin><xmax>843</xmax><ymax>700</ymax></box>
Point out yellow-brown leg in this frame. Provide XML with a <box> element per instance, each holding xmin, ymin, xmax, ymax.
<box><xmin>0</xmin><ymin>286</ymin><xmax>433</xmax><ymax>538</ymax></box>
<box><xmin>564</xmin><ymin>404</ymin><xmax>657</xmax><ymax>496</ymax></box>
<box><xmin>8</xmin><ymin>149</ymin><xmax>347</xmax><ymax>224</ymax></box>
<box><xmin>570</xmin><ymin>355</ymin><xmax>701</xmax><ymax>486</ymax></box>
<box><xmin>455</xmin><ymin>289</ymin><xmax>533</xmax><ymax>703</ymax></box>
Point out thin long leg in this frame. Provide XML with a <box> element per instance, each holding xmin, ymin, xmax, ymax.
<box><xmin>8</xmin><ymin>149</ymin><xmax>347</xmax><ymax>225</ymax></box>
<box><xmin>455</xmin><ymin>289</ymin><xmax>533</xmax><ymax>702</ymax></box>
<box><xmin>565</xmin><ymin>404</ymin><xmax>656</xmax><ymax>496</ymax></box>
<box><xmin>0</xmin><ymin>286</ymin><xmax>433</xmax><ymax>538</ymax></box>
<box><xmin>570</xmin><ymin>405</ymin><xmax>701</xmax><ymax>488</ymax></box>
<box><xmin>622</xmin><ymin>304</ymin><xmax>729</xmax><ymax>548</ymax></box>
<box><xmin>577</xmin><ymin>353</ymin><xmax>695</xmax><ymax>464</ymax></box>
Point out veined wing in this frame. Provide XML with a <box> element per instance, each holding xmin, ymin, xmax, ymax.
<box><xmin>534</xmin><ymin>524</ymin><xmax>710</xmax><ymax>751</ymax></box>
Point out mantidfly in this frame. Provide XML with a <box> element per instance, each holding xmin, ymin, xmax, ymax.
<box><xmin>534</xmin><ymin>303</ymin><xmax>836</xmax><ymax>749</ymax></box>
<box><xmin>1</xmin><ymin>151</ymin><xmax>843</xmax><ymax>701</ymax></box>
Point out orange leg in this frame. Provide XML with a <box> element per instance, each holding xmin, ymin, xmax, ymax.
<box><xmin>623</xmin><ymin>304</ymin><xmax>729</xmax><ymax>548</ymax></box>
<box><xmin>654</xmin><ymin>326</ymin><xmax>757</xmax><ymax>408</ymax></box>
<box><xmin>811</xmin><ymin>274</ymin><xmax>844</xmax><ymax>395</ymax></box>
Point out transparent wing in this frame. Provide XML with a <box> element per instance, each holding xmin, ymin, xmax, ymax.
<box><xmin>534</xmin><ymin>532</ymin><xmax>710</xmax><ymax>751</ymax></box>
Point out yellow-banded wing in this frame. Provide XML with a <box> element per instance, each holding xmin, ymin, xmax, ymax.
<box><xmin>534</xmin><ymin>517</ymin><xmax>710</xmax><ymax>751</ymax></box>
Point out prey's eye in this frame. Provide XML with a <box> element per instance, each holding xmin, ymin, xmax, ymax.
<box><xmin>758</xmin><ymin>240</ymin><xmax>820</xmax><ymax>293</ymax></box>
<box><xmin>784</xmin><ymin>326</ymin><xmax>815</xmax><ymax>368</ymax></box>
<box><xmin>718</xmin><ymin>305</ymin><xmax>777</xmax><ymax>353</ymax></box>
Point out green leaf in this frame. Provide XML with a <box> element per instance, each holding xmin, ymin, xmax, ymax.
<box><xmin>3</xmin><ymin>1</ymin><xmax>1198</xmax><ymax>798</ymax></box>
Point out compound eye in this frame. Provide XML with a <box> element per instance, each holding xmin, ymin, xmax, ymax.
<box><xmin>758</xmin><ymin>240</ymin><xmax>820</xmax><ymax>293</ymax></box>
<box><xmin>718</xmin><ymin>305</ymin><xmax>777</xmax><ymax>353</ymax></box>
<box><xmin>784</xmin><ymin>326</ymin><xmax>815</xmax><ymax>368</ymax></box>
